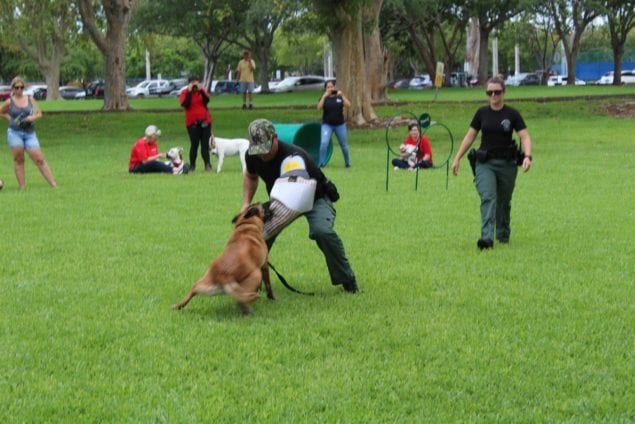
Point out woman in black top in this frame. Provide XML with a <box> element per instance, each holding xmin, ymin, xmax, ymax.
<box><xmin>317</xmin><ymin>80</ymin><xmax>351</xmax><ymax>167</ymax></box>
<box><xmin>451</xmin><ymin>76</ymin><xmax>533</xmax><ymax>250</ymax></box>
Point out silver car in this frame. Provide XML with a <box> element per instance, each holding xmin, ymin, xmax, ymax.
<box><xmin>270</xmin><ymin>76</ymin><xmax>325</xmax><ymax>93</ymax></box>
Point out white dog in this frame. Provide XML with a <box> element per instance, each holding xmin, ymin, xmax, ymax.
<box><xmin>165</xmin><ymin>146</ymin><xmax>187</xmax><ymax>174</ymax></box>
<box><xmin>209</xmin><ymin>134</ymin><xmax>250</xmax><ymax>174</ymax></box>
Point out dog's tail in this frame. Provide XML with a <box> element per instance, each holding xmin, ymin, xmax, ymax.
<box><xmin>224</xmin><ymin>282</ymin><xmax>259</xmax><ymax>305</ymax></box>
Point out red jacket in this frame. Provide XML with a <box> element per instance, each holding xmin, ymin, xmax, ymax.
<box><xmin>179</xmin><ymin>88</ymin><xmax>212</xmax><ymax>127</ymax></box>
<box><xmin>129</xmin><ymin>137</ymin><xmax>159</xmax><ymax>170</ymax></box>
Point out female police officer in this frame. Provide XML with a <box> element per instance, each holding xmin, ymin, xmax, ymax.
<box><xmin>451</xmin><ymin>76</ymin><xmax>533</xmax><ymax>250</ymax></box>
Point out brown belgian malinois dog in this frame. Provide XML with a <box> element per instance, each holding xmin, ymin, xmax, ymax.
<box><xmin>172</xmin><ymin>203</ymin><xmax>274</xmax><ymax>315</ymax></box>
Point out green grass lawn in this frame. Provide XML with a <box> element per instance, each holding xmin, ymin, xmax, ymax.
<box><xmin>0</xmin><ymin>91</ymin><xmax>633</xmax><ymax>422</ymax></box>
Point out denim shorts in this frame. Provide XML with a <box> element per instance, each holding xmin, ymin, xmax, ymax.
<box><xmin>7</xmin><ymin>127</ymin><xmax>40</xmax><ymax>149</ymax></box>
<box><xmin>239</xmin><ymin>82</ymin><xmax>255</xmax><ymax>93</ymax></box>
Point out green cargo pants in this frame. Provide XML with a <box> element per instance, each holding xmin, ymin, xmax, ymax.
<box><xmin>474</xmin><ymin>158</ymin><xmax>518</xmax><ymax>242</ymax></box>
<box><xmin>267</xmin><ymin>197</ymin><xmax>356</xmax><ymax>286</ymax></box>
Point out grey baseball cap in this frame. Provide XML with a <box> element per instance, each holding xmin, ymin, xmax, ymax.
<box><xmin>248</xmin><ymin>119</ymin><xmax>276</xmax><ymax>155</ymax></box>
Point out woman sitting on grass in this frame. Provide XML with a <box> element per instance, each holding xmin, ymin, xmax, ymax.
<box><xmin>128</xmin><ymin>125</ymin><xmax>173</xmax><ymax>174</ymax></box>
<box><xmin>392</xmin><ymin>121</ymin><xmax>433</xmax><ymax>170</ymax></box>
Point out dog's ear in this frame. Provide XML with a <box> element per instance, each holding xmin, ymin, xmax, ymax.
<box><xmin>231</xmin><ymin>212</ymin><xmax>240</xmax><ymax>224</ymax></box>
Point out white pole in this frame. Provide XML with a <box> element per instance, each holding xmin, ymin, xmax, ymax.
<box><xmin>492</xmin><ymin>36</ymin><xmax>499</xmax><ymax>77</ymax></box>
<box><xmin>514</xmin><ymin>43</ymin><xmax>520</xmax><ymax>77</ymax></box>
<box><xmin>145</xmin><ymin>49</ymin><xmax>151</xmax><ymax>80</ymax></box>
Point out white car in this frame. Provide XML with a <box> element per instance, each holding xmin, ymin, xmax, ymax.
<box><xmin>23</xmin><ymin>84</ymin><xmax>47</xmax><ymax>97</ymax></box>
<box><xmin>505</xmin><ymin>73</ymin><xmax>530</xmax><ymax>87</ymax></box>
<box><xmin>547</xmin><ymin>76</ymin><xmax>586</xmax><ymax>87</ymax></box>
<box><xmin>270</xmin><ymin>76</ymin><xmax>325</xmax><ymax>93</ymax></box>
<box><xmin>254</xmin><ymin>81</ymin><xmax>280</xmax><ymax>93</ymax></box>
<box><xmin>596</xmin><ymin>70</ymin><xmax>635</xmax><ymax>85</ymax></box>
<box><xmin>126</xmin><ymin>79</ymin><xmax>171</xmax><ymax>98</ymax></box>
<box><xmin>408</xmin><ymin>74</ymin><xmax>432</xmax><ymax>89</ymax></box>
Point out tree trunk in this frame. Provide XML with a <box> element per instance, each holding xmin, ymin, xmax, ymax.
<box><xmin>612</xmin><ymin>51</ymin><xmax>623</xmax><ymax>85</ymax></box>
<box><xmin>331</xmin><ymin>4</ymin><xmax>376</xmax><ymax>125</ymax></box>
<box><xmin>78</xmin><ymin>0</ymin><xmax>135</xmax><ymax>111</ymax></box>
<box><xmin>362</xmin><ymin>0</ymin><xmax>386</xmax><ymax>102</ymax></box>
<box><xmin>477</xmin><ymin>29</ymin><xmax>490</xmax><ymax>85</ymax></box>
<box><xmin>466</xmin><ymin>17</ymin><xmax>479</xmax><ymax>80</ymax></box>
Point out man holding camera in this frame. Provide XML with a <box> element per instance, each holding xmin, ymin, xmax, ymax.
<box><xmin>241</xmin><ymin>119</ymin><xmax>359</xmax><ymax>293</ymax></box>
<box><xmin>180</xmin><ymin>75</ymin><xmax>212</xmax><ymax>172</ymax></box>
<box><xmin>235</xmin><ymin>49</ymin><xmax>256</xmax><ymax>110</ymax></box>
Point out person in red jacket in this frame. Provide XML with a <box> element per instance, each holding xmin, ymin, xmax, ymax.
<box><xmin>392</xmin><ymin>121</ymin><xmax>433</xmax><ymax>170</ymax></box>
<box><xmin>179</xmin><ymin>75</ymin><xmax>212</xmax><ymax>172</ymax></box>
<box><xmin>128</xmin><ymin>125</ymin><xmax>173</xmax><ymax>174</ymax></box>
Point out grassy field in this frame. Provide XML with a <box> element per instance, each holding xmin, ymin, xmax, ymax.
<box><xmin>0</xmin><ymin>90</ymin><xmax>634</xmax><ymax>422</ymax></box>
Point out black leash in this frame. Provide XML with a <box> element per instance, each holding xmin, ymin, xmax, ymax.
<box><xmin>267</xmin><ymin>261</ymin><xmax>315</xmax><ymax>296</ymax></box>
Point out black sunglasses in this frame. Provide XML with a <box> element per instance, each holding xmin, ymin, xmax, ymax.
<box><xmin>13</xmin><ymin>85</ymin><xmax>25</xmax><ymax>89</ymax></box>
<box><xmin>486</xmin><ymin>89</ymin><xmax>503</xmax><ymax>96</ymax></box>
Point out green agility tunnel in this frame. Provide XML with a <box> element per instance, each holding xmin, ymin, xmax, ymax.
<box><xmin>273</xmin><ymin>122</ymin><xmax>333</xmax><ymax>166</ymax></box>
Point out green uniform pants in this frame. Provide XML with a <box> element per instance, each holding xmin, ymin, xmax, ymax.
<box><xmin>474</xmin><ymin>158</ymin><xmax>518</xmax><ymax>242</ymax></box>
<box><xmin>267</xmin><ymin>197</ymin><xmax>356</xmax><ymax>286</ymax></box>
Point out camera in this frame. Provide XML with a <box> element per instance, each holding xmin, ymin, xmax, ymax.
<box><xmin>331</xmin><ymin>90</ymin><xmax>338</xmax><ymax>96</ymax></box>
<box><xmin>192</xmin><ymin>83</ymin><xmax>199</xmax><ymax>90</ymax></box>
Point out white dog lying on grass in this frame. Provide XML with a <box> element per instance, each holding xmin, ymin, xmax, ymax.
<box><xmin>209</xmin><ymin>134</ymin><xmax>249</xmax><ymax>174</ymax></box>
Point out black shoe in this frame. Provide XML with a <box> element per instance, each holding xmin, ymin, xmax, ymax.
<box><xmin>497</xmin><ymin>238</ymin><xmax>509</xmax><ymax>244</ymax></box>
<box><xmin>342</xmin><ymin>280</ymin><xmax>359</xmax><ymax>293</ymax></box>
<box><xmin>189</xmin><ymin>165</ymin><xmax>195</xmax><ymax>173</ymax></box>
<box><xmin>477</xmin><ymin>238</ymin><xmax>494</xmax><ymax>250</ymax></box>
<box><xmin>205</xmin><ymin>163</ymin><xmax>212</xmax><ymax>172</ymax></box>
<box><xmin>242</xmin><ymin>104</ymin><xmax>247</xmax><ymax>110</ymax></box>
<box><xmin>248</xmin><ymin>104</ymin><xmax>253</xmax><ymax>110</ymax></box>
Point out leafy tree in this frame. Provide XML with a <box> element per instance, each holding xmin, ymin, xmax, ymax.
<box><xmin>132</xmin><ymin>0</ymin><xmax>238</xmax><ymax>90</ymax></box>
<box><xmin>545</xmin><ymin>0</ymin><xmax>602</xmax><ymax>84</ymax></box>
<box><xmin>224</xmin><ymin>0</ymin><xmax>304</xmax><ymax>93</ymax></box>
<box><xmin>273</xmin><ymin>27</ymin><xmax>326</xmax><ymax>76</ymax></box>
<box><xmin>382</xmin><ymin>0</ymin><xmax>468</xmax><ymax>87</ymax></box>
<box><xmin>0</xmin><ymin>0</ymin><xmax>77</xmax><ymax>99</ymax></box>
<box><xmin>602</xmin><ymin>0</ymin><xmax>635</xmax><ymax>84</ymax></box>
<box><xmin>467</xmin><ymin>0</ymin><xmax>524</xmax><ymax>85</ymax></box>
<box><xmin>77</xmin><ymin>0</ymin><xmax>137</xmax><ymax>111</ymax></box>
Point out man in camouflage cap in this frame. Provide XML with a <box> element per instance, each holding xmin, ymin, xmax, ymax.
<box><xmin>247</xmin><ymin>119</ymin><xmax>276</xmax><ymax>155</ymax></box>
<box><xmin>242</xmin><ymin>119</ymin><xmax>358</xmax><ymax>293</ymax></box>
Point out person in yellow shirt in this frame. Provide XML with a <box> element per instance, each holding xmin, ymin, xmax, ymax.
<box><xmin>235</xmin><ymin>49</ymin><xmax>256</xmax><ymax>110</ymax></box>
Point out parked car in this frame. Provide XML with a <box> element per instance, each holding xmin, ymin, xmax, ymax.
<box><xmin>32</xmin><ymin>87</ymin><xmax>48</xmax><ymax>100</ymax></box>
<box><xmin>60</xmin><ymin>86</ymin><xmax>86</xmax><ymax>100</ymax></box>
<box><xmin>254</xmin><ymin>81</ymin><xmax>280</xmax><ymax>93</ymax></box>
<box><xmin>387</xmin><ymin>79</ymin><xmax>410</xmax><ymax>90</ymax></box>
<box><xmin>547</xmin><ymin>75</ymin><xmax>586</xmax><ymax>86</ymax></box>
<box><xmin>450</xmin><ymin>72</ymin><xmax>468</xmax><ymax>87</ymax></box>
<box><xmin>506</xmin><ymin>72</ymin><xmax>540</xmax><ymax>86</ymax></box>
<box><xmin>214</xmin><ymin>80</ymin><xmax>240</xmax><ymax>95</ymax></box>
<box><xmin>518</xmin><ymin>73</ymin><xmax>541</xmax><ymax>86</ymax></box>
<box><xmin>596</xmin><ymin>70</ymin><xmax>635</xmax><ymax>85</ymax></box>
<box><xmin>505</xmin><ymin>73</ymin><xmax>529</xmax><ymax>87</ymax></box>
<box><xmin>270</xmin><ymin>75</ymin><xmax>325</xmax><ymax>93</ymax></box>
<box><xmin>408</xmin><ymin>74</ymin><xmax>432</xmax><ymax>89</ymax></box>
<box><xmin>168</xmin><ymin>85</ymin><xmax>188</xmax><ymax>97</ymax></box>
<box><xmin>85</xmin><ymin>80</ymin><xmax>105</xmax><ymax>98</ymax></box>
<box><xmin>23</xmin><ymin>84</ymin><xmax>47</xmax><ymax>97</ymax></box>
<box><xmin>0</xmin><ymin>85</ymin><xmax>12</xmax><ymax>100</ymax></box>
<box><xmin>168</xmin><ymin>78</ymin><xmax>188</xmax><ymax>92</ymax></box>
<box><xmin>126</xmin><ymin>79</ymin><xmax>170</xmax><ymax>97</ymax></box>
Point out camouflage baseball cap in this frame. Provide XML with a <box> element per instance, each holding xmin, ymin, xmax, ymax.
<box><xmin>248</xmin><ymin>119</ymin><xmax>276</xmax><ymax>155</ymax></box>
